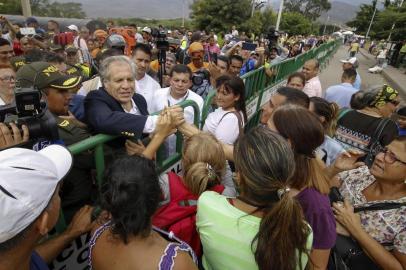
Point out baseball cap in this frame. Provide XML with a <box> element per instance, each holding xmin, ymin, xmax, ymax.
<box><xmin>65</xmin><ymin>45</ymin><xmax>78</xmax><ymax>53</ymax></box>
<box><xmin>0</xmin><ymin>145</ymin><xmax>72</xmax><ymax>243</ymax></box>
<box><xmin>26</xmin><ymin>17</ymin><xmax>38</xmax><ymax>25</ymax></box>
<box><xmin>16</xmin><ymin>62</ymin><xmax>82</xmax><ymax>90</ymax></box>
<box><xmin>67</xmin><ymin>24</ymin><xmax>79</xmax><ymax>32</ymax></box>
<box><xmin>142</xmin><ymin>27</ymin><xmax>151</xmax><ymax>34</ymax></box>
<box><xmin>189</xmin><ymin>42</ymin><xmax>204</xmax><ymax>53</ymax></box>
<box><xmin>49</xmin><ymin>43</ymin><xmax>64</xmax><ymax>52</ymax></box>
<box><xmin>340</xmin><ymin>57</ymin><xmax>359</xmax><ymax>68</ymax></box>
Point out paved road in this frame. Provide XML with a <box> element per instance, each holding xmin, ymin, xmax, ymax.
<box><xmin>319</xmin><ymin>45</ymin><xmax>388</xmax><ymax>94</ymax></box>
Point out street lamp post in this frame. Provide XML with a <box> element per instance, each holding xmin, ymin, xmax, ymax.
<box><xmin>365</xmin><ymin>2</ymin><xmax>377</xmax><ymax>40</ymax></box>
<box><xmin>275</xmin><ymin>0</ymin><xmax>284</xmax><ymax>31</ymax></box>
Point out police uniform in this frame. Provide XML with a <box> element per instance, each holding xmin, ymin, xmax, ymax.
<box><xmin>56</xmin><ymin>116</ymin><xmax>95</xmax><ymax>223</ymax></box>
<box><xmin>66</xmin><ymin>64</ymin><xmax>90</xmax><ymax>80</ymax></box>
<box><xmin>10</xmin><ymin>56</ymin><xmax>26</xmax><ymax>71</ymax></box>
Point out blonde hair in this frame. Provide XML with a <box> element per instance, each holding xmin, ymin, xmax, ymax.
<box><xmin>182</xmin><ymin>132</ymin><xmax>226</xmax><ymax>195</ymax></box>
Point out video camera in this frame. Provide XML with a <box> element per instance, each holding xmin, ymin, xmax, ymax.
<box><xmin>0</xmin><ymin>87</ymin><xmax>59</xmax><ymax>143</ymax></box>
<box><xmin>151</xmin><ymin>28</ymin><xmax>169</xmax><ymax>51</ymax></box>
<box><xmin>151</xmin><ymin>28</ymin><xmax>170</xmax><ymax>87</ymax></box>
<box><xmin>267</xmin><ymin>26</ymin><xmax>280</xmax><ymax>50</ymax></box>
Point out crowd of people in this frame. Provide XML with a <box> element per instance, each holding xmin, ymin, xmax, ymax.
<box><xmin>0</xmin><ymin>15</ymin><xmax>405</xmax><ymax>270</ymax></box>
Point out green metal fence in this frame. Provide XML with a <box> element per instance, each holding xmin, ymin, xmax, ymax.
<box><xmin>57</xmin><ymin>39</ymin><xmax>341</xmax><ymax>232</ymax></box>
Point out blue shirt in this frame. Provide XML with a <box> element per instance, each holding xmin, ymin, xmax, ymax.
<box><xmin>325</xmin><ymin>82</ymin><xmax>358</xmax><ymax>108</ymax></box>
<box><xmin>239</xmin><ymin>59</ymin><xmax>256</xmax><ymax>76</ymax></box>
<box><xmin>353</xmin><ymin>72</ymin><xmax>361</xmax><ymax>90</ymax></box>
<box><xmin>30</xmin><ymin>251</ymin><xmax>49</xmax><ymax>270</ymax></box>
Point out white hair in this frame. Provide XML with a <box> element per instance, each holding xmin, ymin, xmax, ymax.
<box><xmin>99</xmin><ymin>55</ymin><xmax>136</xmax><ymax>83</ymax></box>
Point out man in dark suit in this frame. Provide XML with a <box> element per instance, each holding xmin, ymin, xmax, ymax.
<box><xmin>85</xmin><ymin>55</ymin><xmax>169</xmax><ymax>139</ymax></box>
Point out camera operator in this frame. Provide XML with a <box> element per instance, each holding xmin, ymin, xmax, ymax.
<box><xmin>187</xmin><ymin>42</ymin><xmax>212</xmax><ymax>99</ymax></box>
<box><xmin>0</xmin><ymin>122</ymin><xmax>28</xmax><ymax>149</ymax></box>
<box><xmin>16</xmin><ymin>62</ymin><xmax>95</xmax><ymax>223</ymax></box>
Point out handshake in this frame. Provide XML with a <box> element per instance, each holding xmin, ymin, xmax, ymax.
<box><xmin>125</xmin><ymin>105</ymin><xmax>187</xmax><ymax>157</ymax></box>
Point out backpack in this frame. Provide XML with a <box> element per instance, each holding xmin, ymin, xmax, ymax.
<box><xmin>152</xmin><ymin>172</ymin><xmax>224</xmax><ymax>256</ymax></box>
<box><xmin>53</xmin><ymin>32</ymin><xmax>74</xmax><ymax>47</ymax></box>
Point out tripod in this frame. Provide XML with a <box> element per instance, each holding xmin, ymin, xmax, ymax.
<box><xmin>158</xmin><ymin>48</ymin><xmax>166</xmax><ymax>88</ymax></box>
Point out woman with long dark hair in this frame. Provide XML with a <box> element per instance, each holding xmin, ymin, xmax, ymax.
<box><xmin>269</xmin><ymin>104</ymin><xmax>336</xmax><ymax>270</ymax></box>
<box><xmin>197</xmin><ymin>126</ymin><xmax>312</xmax><ymax>270</ymax></box>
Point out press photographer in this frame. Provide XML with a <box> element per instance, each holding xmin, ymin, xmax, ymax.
<box><xmin>187</xmin><ymin>42</ymin><xmax>211</xmax><ymax>99</ymax></box>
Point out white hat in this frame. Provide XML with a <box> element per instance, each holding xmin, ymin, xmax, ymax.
<box><xmin>0</xmin><ymin>145</ymin><xmax>72</xmax><ymax>243</ymax></box>
<box><xmin>340</xmin><ymin>57</ymin><xmax>359</xmax><ymax>68</ymax></box>
<box><xmin>142</xmin><ymin>27</ymin><xmax>151</xmax><ymax>34</ymax></box>
<box><xmin>67</xmin><ymin>24</ymin><xmax>79</xmax><ymax>32</ymax></box>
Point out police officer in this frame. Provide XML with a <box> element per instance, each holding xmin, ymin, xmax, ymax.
<box><xmin>16</xmin><ymin>62</ymin><xmax>94</xmax><ymax>223</ymax></box>
<box><xmin>65</xmin><ymin>45</ymin><xmax>91</xmax><ymax>79</ymax></box>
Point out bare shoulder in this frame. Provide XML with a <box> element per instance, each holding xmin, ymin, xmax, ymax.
<box><xmin>172</xmin><ymin>250</ymin><xmax>198</xmax><ymax>270</ymax></box>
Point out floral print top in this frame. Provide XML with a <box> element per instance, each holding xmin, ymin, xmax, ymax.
<box><xmin>339</xmin><ymin>166</ymin><xmax>406</xmax><ymax>254</ymax></box>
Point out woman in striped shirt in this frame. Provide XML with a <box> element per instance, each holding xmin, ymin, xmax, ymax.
<box><xmin>197</xmin><ymin>126</ymin><xmax>313</xmax><ymax>270</ymax></box>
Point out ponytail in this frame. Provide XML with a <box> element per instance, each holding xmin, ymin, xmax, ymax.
<box><xmin>184</xmin><ymin>162</ymin><xmax>221</xmax><ymax>195</ymax></box>
<box><xmin>234</xmin><ymin>126</ymin><xmax>311</xmax><ymax>270</ymax></box>
<box><xmin>254</xmin><ymin>194</ymin><xmax>311</xmax><ymax>270</ymax></box>
<box><xmin>181</xmin><ymin>133</ymin><xmax>226</xmax><ymax>195</ymax></box>
<box><xmin>327</xmin><ymin>102</ymin><xmax>340</xmax><ymax>137</ymax></box>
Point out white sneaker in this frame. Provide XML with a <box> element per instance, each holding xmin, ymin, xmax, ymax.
<box><xmin>368</xmin><ymin>66</ymin><xmax>383</xmax><ymax>73</ymax></box>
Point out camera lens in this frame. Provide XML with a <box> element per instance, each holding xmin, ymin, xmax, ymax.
<box><xmin>192</xmin><ymin>75</ymin><xmax>203</xmax><ymax>86</ymax></box>
<box><xmin>18</xmin><ymin>110</ymin><xmax>59</xmax><ymax>141</ymax></box>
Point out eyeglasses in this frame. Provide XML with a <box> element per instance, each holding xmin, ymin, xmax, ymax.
<box><xmin>381</xmin><ymin>148</ymin><xmax>406</xmax><ymax>165</ymax></box>
<box><xmin>0</xmin><ymin>76</ymin><xmax>15</xmax><ymax>82</ymax></box>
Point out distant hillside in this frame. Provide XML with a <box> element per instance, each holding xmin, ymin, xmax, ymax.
<box><xmin>320</xmin><ymin>1</ymin><xmax>360</xmax><ymax>24</ymax></box>
<box><xmin>57</xmin><ymin>0</ymin><xmax>362</xmax><ymax>23</ymax></box>
<box><xmin>57</xmin><ymin>0</ymin><xmax>194</xmax><ymax>19</ymax></box>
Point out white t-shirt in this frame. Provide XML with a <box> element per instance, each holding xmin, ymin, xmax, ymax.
<box><xmin>136</xmin><ymin>74</ymin><xmax>160</xmax><ymax>112</ymax></box>
<box><xmin>74</xmin><ymin>36</ymin><xmax>92</xmax><ymax>64</ymax></box>
<box><xmin>203</xmin><ymin>107</ymin><xmax>243</xmax><ymax>145</ymax></box>
<box><xmin>150</xmin><ymin>87</ymin><xmax>204</xmax><ymax>155</ymax></box>
<box><xmin>0</xmin><ymin>96</ymin><xmax>6</xmax><ymax>106</ymax></box>
<box><xmin>303</xmin><ymin>76</ymin><xmax>322</xmax><ymax>98</ymax></box>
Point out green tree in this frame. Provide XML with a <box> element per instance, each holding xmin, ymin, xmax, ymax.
<box><xmin>376</xmin><ymin>1</ymin><xmax>406</xmax><ymax>40</ymax></box>
<box><xmin>0</xmin><ymin>0</ymin><xmax>86</xmax><ymax>18</ymax></box>
<box><xmin>347</xmin><ymin>0</ymin><xmax>380</xmax><ymax>37</ymax></box>
<box><xmin>280</xmin><ymin>12</ymin><xmax>313</xmax><ymax>35</ymax></box>
<box><xmin>0</xmin><ymin>0</ymin><xmax>22</xmax><ymax>14</ymax></box>
<box><xmin>241</xmin><ymin>8</ymin><xmax>276</xmax><ymax>36</ymax></box>
<box><xmin>284</xmin><ymin>0</ymin><xmax>331</xmax><ymax>21</ymax></box>
<box><xmin>191</xmin><ymin>0</ymin><xmax>252</xmax><ymax>33</ymax></box>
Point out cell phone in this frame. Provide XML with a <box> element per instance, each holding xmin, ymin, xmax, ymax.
<box><xmin>20</xmin><ymin>27</ymin><xmax>36</xmax><ymax>36</ymax></box>
<box><xmin>242</xmin><ymin>42</ymin><xmax>257</xmax><ymax>51</ymax></box>
<box><xmin>211</xmin><ymin>53</ymin><xmax>218</xmax><ymax>64</ymax></box>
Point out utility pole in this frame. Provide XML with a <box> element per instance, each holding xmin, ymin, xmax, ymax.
<box><xmin>365</xmin><ymin>2</ymin><xmax>378</xmax><ymax>39</ymax></box>
<box><xmin>387</xmin><ymin>0</ymin><xmax>404</xmax><ymax>41</ymax></box>
<box><xmin>275</xmin><ymin>0</ymin><xmax>284</xmax><ymax>31</ymax></box>
<box><xmin>21</xmin><ymin>0</ymin><xmax>32</xmax><ymax>17</ymax></box>
<box><xmin>182</xmin><ymin>0</ymin><xmax>185</xmax><ymax>28</ymax></box>
<box><xmin>323</xmin><ymin>15</ymin><xmax>330</xmax><ymax>35</ymax></box>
